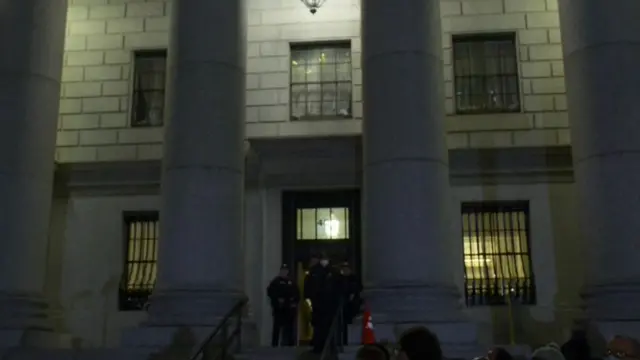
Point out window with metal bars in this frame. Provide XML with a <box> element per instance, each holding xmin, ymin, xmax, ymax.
<box><xmin>119</xmin><ymin>212</ymin><xmax>158</xmax><ymax>311</ymax></box>
<box><xmin>452</xmin><ymin>33</ymin><xmax>521</xmax><ymax>114</ymax></box>
<box><xmin>461</xmin><ymin>201</ymin><xmax>536</xmax><ymax>306</ymax></box>
<box><xmin>290</xmin><ymin>42</ymin><xmax>352</xmax><ymax>120</ymax></box>
<box><xmin>131</xmin><ymin>50</ymin><xmax>167</xmax><ymax>127</ymax></box>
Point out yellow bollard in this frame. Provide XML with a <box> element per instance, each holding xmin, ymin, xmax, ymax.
<box><xmin>505</xmin><ymin>288</ymin><xmax>516</xmax><ymax>345</ymax></box>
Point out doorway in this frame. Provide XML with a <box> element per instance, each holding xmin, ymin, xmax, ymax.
<box><xmin>281</xmin><ymin>189</ymin><xmax>361</xmax><ymax>345</ymax></box>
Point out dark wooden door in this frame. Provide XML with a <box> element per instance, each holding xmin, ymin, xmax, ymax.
<box><xmin>281</xmin><ymin>189</ymin><xmax>361</xmax><ymax>344</ymax></box>
<box><xmin>282</xmin><ymin>189</ymin><xmax>361</xmax><ymax>276</ymax></box>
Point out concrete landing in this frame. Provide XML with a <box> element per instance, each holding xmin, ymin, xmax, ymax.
<box><xmin>0</xmin><ymin>346</ymin><xmax>315</xmax><ymax>360</ymax></box>
<box><xmin>237</xmin><ymin>346</ymin><xmax>309</xmax><ymax>360</ymax></box>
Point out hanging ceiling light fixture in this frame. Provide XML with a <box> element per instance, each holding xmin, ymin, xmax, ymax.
<box><xmin>300</xmin><ymin>0</ymin><xmax>327</xmax><ymax>14</ymax></box>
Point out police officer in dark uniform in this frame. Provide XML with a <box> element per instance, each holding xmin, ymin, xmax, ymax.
<box><xmin>303</xmin><ymin>253</ymin><xmax>321</xmax><ymax>305</ymax></box>
<box><xmin>304</xmin><ymin>254</ymin><xmax>339</xmax><ymax>353</ymax></box>
<box><xmin>267</xmin><ymin>264</ymin><xmax>299</xmax><ymax>347</ymax></box>
<box><xmin>339</xmin><ymin>261</ymin><xmax>362</xmax><ymax>345</ymax></box>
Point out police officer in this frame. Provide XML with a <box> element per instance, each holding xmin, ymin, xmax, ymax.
<box><xmin>304</xmin><ymin>254</ymin><xmax>339</xmax><ymax>353</ymax></box>
<box><xmin>303</xmin><ymin>253</ymin><xmax>321</xmax><ymax>303</ymax></box>
<box><xmin>339</xmin><ymin>261</ymin><xmax>362</xmax><ymax>345</ymax></box>
<box><xmin>267</xmin><ymin>264</ymin><xmax>299</xmax><ymax>347</ymax></box>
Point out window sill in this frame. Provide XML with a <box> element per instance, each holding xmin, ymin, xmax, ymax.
<box><xmin>246</xmin><ymin>118</ymin><xmax>362</xmax><ymax>139</ymax></box>
<box><xmin>455</xmin><ymin>109</ymin><xmax>522</xmax><ymax>116</ymax></box>
<box><xmin>446</xmin><ymin>112</ymin><xmax>532</xmax><ymax>132</ymax></box>
<box><xmin>465</xmin><ymin>302</ymin><xmax>537</xmax><ymax>307</ymax></box>
<box><xmin>131</xmin><ymin>123</ymin><xmax>164</xmax><ymax>128</ymax></box>
<box><xmin>291</xmin><ymin>115</ymin><xmax>354</xmax><ymax>121</ymax></box>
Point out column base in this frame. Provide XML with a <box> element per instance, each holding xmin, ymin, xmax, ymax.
<box><xmin>122</xmin><ymin>322</ymin><xmax>258</xmax><ymax>351</ymax></box>
<box><xmin>123</xmin><ymin>288</ymin><xmax>247</xmax><ymax>352</ymax></box>
<box><xmin>0</xmin><ymin>292</ymin><xmax>53</xmax><ymax>330</ymax></box>
<box><xmin>144</xmin><ymin>288</ymin><xmax>245</xmax><ymax>326</ymax></box>
<box><xmin>365</xmin><ymin>284</ymin><xmax>466</xmax><ymax>322</ymax></box>
<box><xmin>592</xmin><ymin>321</ymin><xmax>640</xmax><ymax>344</ymax></box>
<box><xmin>583</xmin><ymin>282</ymin><xmax>640</xmax><ymax>321</ymax></box>
<box><xmin>0</xmin><ymin>293</ymin><xmax>74</xmax><ymax>351</ymax></box>
<box><xmin>582</xmin><ymin>282</ymin><xmax>640</xmax><ymax>341</ymax></box>
<box><xmin>122</xmin><ymin>325</ymin><xmax>215</xmax><ymax>354</ymax></box>
<box><xmin>364</xmin><ymin>284</ymin><xmax>479</xmax><ymax>358</ymax></box>
<box><xmin>348</xmin><ymin>321</ymin><xmax>479</xmax><ymax>359</ymax></box>
<box><xmin>367</xmin><ymin>322</ymin><xmax>479</xmax><ymax>359</ymax></box>
<box><xmin>0</xmin><ymin>329</ymin><xmax>74</xmax><ymax>350</ymax></box>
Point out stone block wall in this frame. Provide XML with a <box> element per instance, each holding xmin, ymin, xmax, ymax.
<box><xmin>58</xmin><ymin>0</ymin><xmax>169</xmax><ymax>162</ymax></box>
<box><xmin>56</xmin><ymin>0</ymin><xmax>568</xmax><ymax>163</ymax></box>
<box><xmin>441</xmin><ymin>0</ymin><xmax>568</xmax><ymax>148</ymax></box>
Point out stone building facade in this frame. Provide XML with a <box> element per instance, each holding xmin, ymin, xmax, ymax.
<box><xmin>1</xmin><ymin>0</ymin><xmax>637</xmax><ymax>355</ymax></box>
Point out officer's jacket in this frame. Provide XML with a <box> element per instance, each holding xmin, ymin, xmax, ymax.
<box><xmin>339</xmin><ymin>274</ymin><xmax>363</xmax><ymax>320</ymax></box>
<box><xmin>267</xmin><ymin>276</ymin><xmax>299</xmax><ymax>310</ymax></box>
<box><xmin>304</xmin><ymin>265</ymin><xmax>339</xmax><ymax>309</ymax></box>
<box><xmin>339</xmin><ymin>274</ymin><xmax>362</xmax><ymax>301</ymax></box>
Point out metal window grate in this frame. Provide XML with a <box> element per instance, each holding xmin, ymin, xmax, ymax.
<box><xmin>461</xmin><ymin>201</ymin><xmax>536</xmax><ymax>306</ymax></box>
<box><xmin>290</xmin><ymin>42</ymin><xmax>352</xmax><ymax>120</ymax></box>
<box><xmin>131</xmin><ymin>50</ymin><xmax>167</xmax><ymax>127</ymax></box>
<box><xmin>119</xmin><ymin>212</ymin><xmax>159</xmax><ymax>311</ymax></box>
<box><xmin>452</xmin><ymin>33</ymin><xmax>521</xmax><ymax>114</ymax></box>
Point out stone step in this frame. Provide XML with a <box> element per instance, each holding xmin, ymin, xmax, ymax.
<box><xmin>338</xmin><ymin>345</ymin><xmax>361</xmax><ymax>360</ymax></box>
<box><xmin>236</xmin><ymin>346</ymin><xmax>310</xmax><ymax>360</ymax></box>
<box><xmin>0</xmin><ymin>348</ymin><xmax>137</xmax><ymax>360</ymax></box>
<box><xmin>0</xmin><ymin>330</ymin><xmax>76</xmax><ymax>350</ymax></box>
<box><xmin>0</xmin><ymin>343</ymin><xmax>532</xmax><ymax>360</ymax></box>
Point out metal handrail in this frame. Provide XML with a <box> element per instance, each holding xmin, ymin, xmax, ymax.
<box><xmin>320</xmin><ymin>300</ymin><xmax>345</xmax><ymax>360</ymax></box>
<box><xmin>190</xmin><ymin>296</ymin><xmax>249</xmax><ymax>360</ymax></box>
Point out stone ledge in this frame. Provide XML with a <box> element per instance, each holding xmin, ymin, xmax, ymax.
<box><xmin>54</xmin><ymin>144</ymin><xmax>574</xmax><ymax>195</ymax></box>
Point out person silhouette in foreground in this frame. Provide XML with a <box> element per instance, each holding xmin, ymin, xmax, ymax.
<box><xmin>356</xmin><ymin>343</ymin><xmax>391</xmax><ymax>360</ymax></box>
<box><xmin>397</xmin><ymin>326</ymin><xmax>443</xmax><ymax>360</ymax></box>
<box><xmin>605</xmin><ymin>335</ymin><xmax>640</xmax><ymax>360</ymax></box>
<box><xmin>304</xmin><ymin>253</ymin><xmax>339</xmax><ymax>353</ymax></box>
<box><xmin>267</xmin><ymin>264</ymin><xmax>299</xmax><ymax>347</ymax></box>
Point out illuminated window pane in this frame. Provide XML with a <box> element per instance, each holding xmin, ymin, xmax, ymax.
<box><xmin>131</xmin><ymin>50</ymin><xmax>167</xmax><ymax>127</ymax></box>
<box><xmin>298</xmin><ymin>209</ymin><xmax>317</xmax><ymax>240</ymax></box>
<box><xmin>453</xmin><ymin>33</ymin><xmax>521</xmax><ymax>114</ymax></box>
<box><xmin>461</xmin><ymin>202</ymin><xmax>535</xmax><ymax>306</ymax></box>
<box><xmin>120</xmin><ymin>212</ymin><xmax>159</xmax><ymax>311</ymax></box>
<box><xmin>296</xmin><ymin>207</ymin><xmax>349</xmax><ymax>241</ymax></box>
<box><xmin>290</xmin><ymin>42</ymin><xmax>352</xmax><ymax>120</ymax></box>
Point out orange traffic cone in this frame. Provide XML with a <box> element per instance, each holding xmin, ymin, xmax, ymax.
<box><xmin>362</xmin><ymin>304</ymin><xmax>376</xmax><ymax>344</ymax></box>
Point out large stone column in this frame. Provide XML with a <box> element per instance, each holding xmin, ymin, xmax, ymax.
<box><xmin>147</xmin><ymin>0</ymin><xmax>246</xmax><ymax>325</ymax></box>
<box><xmin>558</xmin><ymin>0</ymin><xmax>640</xmax><ymax>339</ymax></box>
<box><xmin>0</xmin><ymin>0</ymin><xmax>67</xmax><ymax>340</ymax></box>
<box><xmin>361</xmin><ymin>0</ymin><xmax>476</xmax><ymax>355</ymax></box>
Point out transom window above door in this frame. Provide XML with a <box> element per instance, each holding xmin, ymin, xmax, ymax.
<box><xmin>290</xmin><ymin>42</ymin><xmax>353</xmax><ymax>120</ymax></box>
<box><xmin>296</xmin><ymin>207</ymin><xmax>350</xmax><ymax>240</ymax></box>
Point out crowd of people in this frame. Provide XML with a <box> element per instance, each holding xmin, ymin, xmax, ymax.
<box><xmin>354</xmin><ymin>326</ymin><xmax>640</xmax><ymax>360</ymax></box>
<box><xmin>267</xmin><ymin>253</ymin><xmax>362</xmax><ymax>352</ymax></box>
<box><xmin>267</xmin><ymin>254</ymin><xmax>640</xmax><ymax>360</ymax></box>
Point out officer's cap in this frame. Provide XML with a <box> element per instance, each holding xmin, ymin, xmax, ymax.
<box><xmin>280</xmin><ymin>264</ymin><xmax>289</xmax><ymax>270</ymax></box>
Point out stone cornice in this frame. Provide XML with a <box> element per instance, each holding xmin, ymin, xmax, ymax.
<box><xmin>55</xmin><ymin>161</ymin><xmax>161</xmax><ymax>196</ymax></box>
<box><xmin>55</xmin><ymin>143</ymin><xmax>574</xmax><ymax>196</ymax></box>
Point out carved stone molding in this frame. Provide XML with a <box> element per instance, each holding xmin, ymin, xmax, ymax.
<box><xmin>54</xmin><ymin>140</ymin><xmax>574</xmax><ymax>196</ymax></box>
